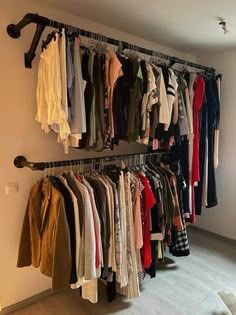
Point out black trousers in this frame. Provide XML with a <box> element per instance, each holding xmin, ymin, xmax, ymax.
<box><xmin>206</xmin><ymin>79</ymin><xmax>218</xmax><ymax>208</ymax></box>
<box><xmin>195</xmin><ymin>96</ymin><xmax>208</xmax><ymax>215</ymax></box>
<box><xmin>195</xmin><ymin>78</ymin><xmax>218</xmax><ymax>213</ymax></box>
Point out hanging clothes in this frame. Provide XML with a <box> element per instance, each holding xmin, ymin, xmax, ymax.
<box><xmin>35</xmin><ymin>33</ymin><xmax>220</xmax><ymax>161</ymax></box>
<box><xmin>206</xmin><ymin>78</ymin><xmax>218</xmax><ymax>208</ymax></box>
<box><xmin>164</xmin><ymin>68</ymin><xmax>178</xmax><ymax>131</ymax></box>
<box><xmin>112</xmin><ymin>56</ymin><xmax>133</xmax><ymax>142</ymax></box>
<box><xmin>214</xmin><ymin>75</ymin><xmax>221</xmax><ymax>169</ymax></box>
<box><xmin>17</xmin><ymin>178</ymin><xmax>72</xmax><ymax>291</ymax></box>
<box><xmin>127</xmin><ymin>61</ymin><xmax>143</xmax><ymax>143</ymax></box>
<box><xmin>108</xmin><ymin>51</ymin><xmax>123</xmax><ymax>139</ymax></box>
<box><xmin>79</xmin><ymin>48</ymin><xmax>94</xmax><ymax>149</ymax></box>
<box><xmin>36</xmin><ymin>33</ymin><xmax>71</xmax><ymax>142</ymax></box>
<box><xmin>68</xmin><ymin>37</ymin><xmax>86</xmax><ymax>147</ymax></box>
<box><xmin>59</xmin><ymin>29</ymin><xmax>69</xmax><ymax>126</ymax></box>
<box><xmin>17</xmin><ymin>153</ymin><xmax>190</xmax><ymax>303</ymax></box>
<box><xmin>34</xmin><ymin>31</ymin><xmax>221</xmax><ymax>224</ymax></box>
<box><xmin>194</xmin><ymin>91</ymin><xmax>208</xmax><ymax>215</ymax></box>
<box><xmin>192</xmin><ymin>75</ymin><xmax>205</xmax><ymax>185</ymax></box>
<box><xmin>66</xmin><ymin>36</ymin><xmax>75</xmax><ymax>124</ymax></box>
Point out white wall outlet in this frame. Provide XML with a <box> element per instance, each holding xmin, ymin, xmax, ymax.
<box><xmin>5</xmin><ymin>183</ymin><xmax>19</xmax><ymax>194</ymax></box>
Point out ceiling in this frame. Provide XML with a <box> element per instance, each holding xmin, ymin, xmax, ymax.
<box><xmin>37</xmin><ymin>0</ymin><xmax>236</xmax><ymax>52</ymax></box>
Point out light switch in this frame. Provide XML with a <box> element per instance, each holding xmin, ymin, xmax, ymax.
<box><xmin>6</xmin><ymin>183</ymin><xmax>19</xmax><ymax>194</ymax></box>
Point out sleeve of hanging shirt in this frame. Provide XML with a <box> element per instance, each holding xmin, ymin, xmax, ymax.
<box><xmin>141</xmin><ymin>64</ymin><xmax>157</xmax><ymax>131</ymax></box>
<box><xmin>78</xmin><ymin>183</ymin><xmax>96</xmax><ymax>281</ymax></box>
<box><xmin>146</xmin><ymin>64</ymin><xmax>158</xmax><ymax>111</ymax></box>
<box><xmin>137</xmin><ymin>173</ymin><xmax>156</xmax><ymax>269</ymax></box>
<box><xmin>156</xmin><ymin>67</ymin><xmax>170</xmax><ymax>124</ymax></box>
<box><xmin>70</xmin><ymin>38</ymin><xmax>86</xmax><ymax>134</ymax></box>
<box><xmin>52</xmin><ymin>197</ymin><xmax>72</xmax><ymax>291</ymax></box>
<box><xmin>170</xmin><ymin>176</ymin><xmax>184</xmax><ymax>232</ymax></box>
<box><xmin>164</xmin><ymin>69</ymin><xmax>178</xmax><ymax>131</ymax></box>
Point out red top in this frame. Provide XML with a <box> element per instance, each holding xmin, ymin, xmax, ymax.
<box><xmin>137</xmin><ymin>172</ymin><xmax>156</xmax><ymax>269</ymax></box>
<box><xmin>191</xmin><ymin>75</ymin><xmax>205</xmax><ymax>224</ymax></box>
<box><xmin>192</xmin><ymin>75</ymin><xmax>205</xmax><ymax>185</ymax></box>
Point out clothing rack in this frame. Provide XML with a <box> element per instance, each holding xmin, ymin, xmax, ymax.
<box><xmin>14</xmin><ymin>151</ymin><xmax>169</xmax><ymax>171</ymax></box>
<box><xmin>7</xmin><ymin>13</ymin><xmax>216</xmax><ymax>72</ymax></box>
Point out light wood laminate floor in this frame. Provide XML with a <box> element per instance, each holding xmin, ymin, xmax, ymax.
<box><xmin>11</xmin><ymin>228</ymin><xmax>236</xmax><ymax>315</ymax></box>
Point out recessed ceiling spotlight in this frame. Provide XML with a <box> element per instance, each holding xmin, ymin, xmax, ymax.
<box><xmin>219</xmin><ymin>21</ymin><xmax>229</xmax><ymax>34</ymax></box>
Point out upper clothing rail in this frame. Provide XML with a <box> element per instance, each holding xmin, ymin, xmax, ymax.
<box><xmin>7</xmin><ymin>13</ymin><xmax>216</xmax><ymax>71</ymax></box>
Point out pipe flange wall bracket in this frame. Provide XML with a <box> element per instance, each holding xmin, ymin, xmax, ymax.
<box><xmin>7</xmin><ymin>24</ymin><xmax>21</xmax><ymax>39</ymax></box>
<box><xmin>14</xmin><ymin>156</ymin><xmax>27</xmax><ymax>168</ymax></box>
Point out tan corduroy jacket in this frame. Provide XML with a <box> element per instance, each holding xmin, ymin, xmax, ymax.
<box><xmin>17</xmin><ymin>177</ymin><xmax>71</xmax><ymax>291</ymax></box>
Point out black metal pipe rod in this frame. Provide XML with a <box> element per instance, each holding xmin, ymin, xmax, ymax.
<box><xmin>13</xmin><ymin>151</ymin><xmax>168</xmax><ymax>171</ymax></box>
<box><xmin>7</xmin><ymin>13</ymin><xmax>215</xmax><ymax>72</ymax></box>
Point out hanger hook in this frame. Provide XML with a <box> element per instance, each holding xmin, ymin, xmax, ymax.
<box><xmin>79</xmin><ymin>160</ymin><xmax>81</xmax><ymax>174</ymax></box>
<box><xmin>69</xmin><ymin>160</ymin><xmax>72</xmax><ymax>172</ymax></box>
<box><xmin>51</xmin><ymin>161</ymin><xmax>54</xmax><ymax>175</ymax></box>
<box><xmin>90</xmin><ymin>159</ymin><xmax>93</xmax><ymax>173</ymax></box>
<box><xmin>47</xmin><ymin>162</ymin><xmax>51</xmax><ymax>177</ymax></box>
<box><xmin>44</xmin><ymin>162</ymin><xmax>47</xmax><ymax>177</ymax></box>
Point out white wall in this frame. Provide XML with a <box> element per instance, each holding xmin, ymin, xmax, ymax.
<box><xmin>0</xmin><ymin>0</ymin><xmax>196</xmax><ymax>309</ymax></box>
<box><xmin>195</xmin><ymin>50</ymin><xmax>236</xmax><ymax>240</ymax></box>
